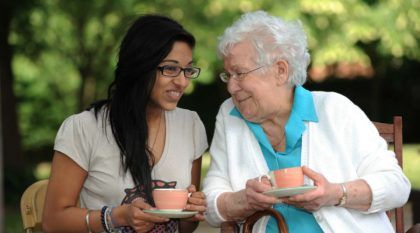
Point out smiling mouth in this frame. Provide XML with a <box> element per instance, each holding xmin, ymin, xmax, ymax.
<box><xmin>236</xmin><ymin>96</ymin><xmax>251</xmax><ymax>103</ymax></box>
<box><xmin>167</xmin><ymin>90</ymin><xmax>183</xmax><ymax>98</ymax></box>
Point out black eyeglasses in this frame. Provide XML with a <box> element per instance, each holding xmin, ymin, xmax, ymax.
<box><xmin>157</xmin><ymin>65</ymin><xmax>201</xmax><ymax>79</ymax></box>
<box><xmin>219</xmin><ymin>65</ymin><xmax>265</xmax><ymax>83</ymax></box>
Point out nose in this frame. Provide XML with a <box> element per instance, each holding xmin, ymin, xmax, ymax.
<box><xmin>173</xmin><ymin>72</ymin><xmax>190</xmax><ymax>88</ymax></box>
<box><xmin>227</xmin><ymin>78</ymin><xmax>241</xmax><ymax>94</ymax></box>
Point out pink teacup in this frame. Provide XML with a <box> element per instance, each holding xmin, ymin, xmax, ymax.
<box><xmin>152</xmin><ymin>188</ymin><xmax>189</xmax><ymax>211</ymax></box>
<box><xmin>267</xmin><ymin>167</ymin><xmax>304</xmax><ymax>188</ymax></box>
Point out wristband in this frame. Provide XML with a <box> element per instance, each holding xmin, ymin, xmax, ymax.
<box><xmin>335</xmin><ymin>183</ymin><xmax>348</xmax><ymax>207</ymax></box>
<box><xmin>85</xmin><ymin>209</ymin><xmax>92</xmax><ymax>233</ymax></box>
<box><xmin>109</xmin><ymin>206</ymin><xmax>117</xmax><ymax>229</ymax></box>
<box><xmin>101</xmin><ymin>206</ymin><xmax>111</xmax><ymax>233</ymax></box>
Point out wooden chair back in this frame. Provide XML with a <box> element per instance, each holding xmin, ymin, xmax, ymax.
<box><xmin>373</xmin><ymin>116</ymin><xmax>404</xmax><ymax>233</ymax></box>
<box><xmin>220</xmin><ymin>116</ymin><xmax>410</xmax><ymax>233</ymax></box>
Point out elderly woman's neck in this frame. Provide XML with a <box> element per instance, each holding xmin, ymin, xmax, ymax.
<box><xmin>260</xmin><ymin>86</ymin><xmax>294</xmax><ymax>129</ymax></box>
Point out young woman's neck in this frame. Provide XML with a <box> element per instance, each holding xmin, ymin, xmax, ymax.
<box><xmin>146</xmin><ymin>106</ymin><xmax>164</xmax><ymax>124</ymax></box>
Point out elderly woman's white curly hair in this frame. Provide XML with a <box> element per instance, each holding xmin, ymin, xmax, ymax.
<box><xmin>218</xmin><ymin>10</ymin><xmax>311</xmax><ymax>86</ymax></box>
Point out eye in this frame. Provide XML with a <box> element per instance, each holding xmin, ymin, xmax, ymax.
<box><xmin>184</xmin><ymin>68</ymin><xmax>196</xmax><ymax>75</ymax></box>
<box><xmin>163</xmin><ymin>65</ymin><xmax>180</xmax><ymax>74</ymax></box>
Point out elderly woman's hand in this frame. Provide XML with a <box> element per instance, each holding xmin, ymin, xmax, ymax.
<box><xmin>282</xmin><ymin>166</ymin><xmax>341</xmax><ymax>212</ymax></box>
<box><xmin>182</xmin><ymin>184</ymin><xmax>207</xmax><ymax>222</ymax></box>
<box><xmin>244</xmin><ymin>176</ymin><xmax>279</xmax><ymax>211</ymax></box>
<box><xmin>124</xmin><ymin>198</ymin><xmax>169</xmax><ymax>232</ymax></box>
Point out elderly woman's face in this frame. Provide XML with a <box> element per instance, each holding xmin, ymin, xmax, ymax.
<box><xmin>224</xmin><ymin>41</ymin><xmax>289</xmax><ymax>123</ymax></box>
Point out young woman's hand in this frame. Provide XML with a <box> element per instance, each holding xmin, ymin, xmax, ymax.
<box><xmin>182</xmin><ymin>184</ymin><xmax>207</xmax><ymax>222</ymax></box>
<box><xmin>124</xmin><ymin>198</ymin><xmax>169</xmax><ymax>232</ymax></box>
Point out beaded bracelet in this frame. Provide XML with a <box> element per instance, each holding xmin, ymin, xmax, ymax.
<box><xmin>101</xmin><ymin>206</ymin><xmax>111</xmax><ymax>233</ymax></box>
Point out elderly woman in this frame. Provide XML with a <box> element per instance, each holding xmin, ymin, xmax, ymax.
<box><xmin>203</xmin><ymin>11</ymin><xmax>410</xmax><ymax>233</ymax></box>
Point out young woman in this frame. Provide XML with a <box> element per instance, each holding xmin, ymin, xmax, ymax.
<box><xmin>43</xmin><ymin>15</ymin><xmax>208</xmax><ymax>233</ymax></box>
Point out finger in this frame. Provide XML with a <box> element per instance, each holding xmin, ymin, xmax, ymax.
<box><xmin>189</xmin><ymin>191</ymin><xmax>206</xmax><ymax>199</ymax></box>
<box><xmin>131</xmin><ymin>198</ymin><xmax>153</xmax><ymax>210</ymax></box>
<box><xmin>247</xmin><ymin>190</ymin><xmax>278</xmax><ymax>205</ymax></box>
<box><xmin>187</xmin><ymin>192</ymin><xmax>207</xmax><ymax>211</ymax></box>
<box><xmin>258</xmin><ymin>176</ymin><xmax>272</xmax><ymax>186</ymax></box>
<box><xmin>288</xmin><ymin>188</ymin><xmax>318</xmax><ymax>202</ymax></box>
<box><xmin>194</xmin><ymin>213</ymin><xmax>206</xmax><ymax>221</ymax></box>
<box><xmin>302</xmin><ymin>166</ymin><xmax>323</xmax><ymax>182</ymax></box>
<box><xmin>185</xmin><ymin>204</ymin><xmax>207</xmax><ymax>212</ymax></box>
<box><xmin>186</xmin><ymin>202</ymin><xmax>207</xmax><ymax>211</ymax></box>
<box><xmin>186</xmin><ymin>194</ymin><xmax>207</xmax><ymax>211</ymax></box>
<box><xmin>141</xmin><ymin>213</ymin><xmax>170</xmax><ymax>223</ymax></box>
<box><xmin>247</xmin><ymin>179</ymin><xmax>272</xmax><ymax>192</ymax></box>
<box><xmin>187</xmin><ymin>184</ymin><xmax>196</xmax><ymax>193</ymax></box>
<box><xmin>250</xmin><ymin>202</ymin><xmax>273</xmax><ymax>211</ymax></box>
<box><xmin>250</xmin><ymin>188</ymin><xmax>278</xmax><ymax>203</ymax></box>
<box><xmin>188</xmin><ymin>195</ymin><xmax>206</xmax><ymax>205</ymax></box>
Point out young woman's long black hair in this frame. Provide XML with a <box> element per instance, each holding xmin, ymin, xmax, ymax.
<box><xmin>89</xmin><ymin>15</ymin><xmax>195</xmax><ymax>203</ymax></box>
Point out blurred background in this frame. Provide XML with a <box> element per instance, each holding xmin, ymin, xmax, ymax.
<box><xmin>1</xmin><ymin>0</ymin><xmax>419</xmax><ymax>232</ymax></box>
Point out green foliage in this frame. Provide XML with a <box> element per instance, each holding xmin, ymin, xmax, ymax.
<box><xmin>10</xmin><ymin>0</ymin><xmax>420</xmax><ymax>152</ymax></box>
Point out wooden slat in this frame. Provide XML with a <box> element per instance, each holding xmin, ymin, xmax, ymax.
<box><xmin>374</xmin><ymin>116</ymin><xmax>404</xmax><ymax>233</ymax></box>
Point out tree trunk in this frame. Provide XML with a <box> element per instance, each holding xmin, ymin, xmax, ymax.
<box><xmin>0</xmin><ymin>0</ymin><xmax>24</xmax><ymax>171</ymax></box>
<box><xmin>78</xmin><ymin>69</ymin><xmax>96</xmax><ymax>111</ymax></box>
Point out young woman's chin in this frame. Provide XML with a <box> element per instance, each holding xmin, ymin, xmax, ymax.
<box><xmin>160</xmin><ymin>101</ymin><xmax>179</xmax><ymax>111</ymax></box>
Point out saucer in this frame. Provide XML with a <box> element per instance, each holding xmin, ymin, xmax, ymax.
<box><xmin>263</xmin><ymin>185</ymin><xmax>316</xmax><ymax>198</ymax></box>
<box><xmin>143</xmin><ymin>210</ymin><xmax>198</xmax><ymax>218</ymax></box>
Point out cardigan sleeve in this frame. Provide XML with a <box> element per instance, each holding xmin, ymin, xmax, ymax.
<box><xmin>340</xmin><ymin>97</ymin><xmax>411</xmax><ymax>213</ymax></box>
<box><xmin>202</xmin><ymin>102</ymin><xmax>233</xmax><ymax>226</ymax></box>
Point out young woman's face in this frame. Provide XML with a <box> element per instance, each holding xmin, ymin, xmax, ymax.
<box><xmin>149</xmin><ymin>41</ymin><xmax>194</xmax><ymax>111</ymax></box>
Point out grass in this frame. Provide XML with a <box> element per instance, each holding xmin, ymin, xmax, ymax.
<box><xmin>5</xmin><ymin>206</ymin><xmax>21</xmax><ymax>233</ymax></box>
<box><xmin>402</xmin><ymin>144</ymin><xmax>420</xmax><ymax>189</ymax></box>
<box><xmin>8</xmin><ymin>145</ymin><xmax>420</xmax><ymax>233</ymax></box>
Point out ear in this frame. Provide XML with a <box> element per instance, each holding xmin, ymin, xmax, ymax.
<box><xmin>274</xmin><ymin>60</ymin><xmax>289</xmax><ymax>85</ymax></box>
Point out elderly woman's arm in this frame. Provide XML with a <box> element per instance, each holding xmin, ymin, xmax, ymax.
<box><xmin>203</xmin><ymin>102</ymin><xmax>277</xmax><ymax>226</ymax></box>
<box><xmin>217</xmin><ymin>179</ymin><xmax>278</xmax><ymax>221</ymax></box>
<box><xmin>285</xmin><ymin>167</ymin><xmax>374</xmax><ymax>212</ymax></box>
<box><xmin>285</xmin><ymin>98</ymin><xmax>410</xmax><ymax>213</ymax></box>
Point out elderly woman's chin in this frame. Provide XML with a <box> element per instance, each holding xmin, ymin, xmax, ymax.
<box><xmin>239</xmin><ymin>108</ymin><xmax>260</xmax><ymax>122</ymax></box>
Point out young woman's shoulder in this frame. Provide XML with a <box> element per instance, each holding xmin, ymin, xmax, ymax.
<box><xmin>170</xmin><ymin>107</ymin><xmax>202</xmax><ymax>122</ymax></box>
<box><xmin>58</xmin><ymin>109</ymin><xmax>102</xmax><ymax>136</ymax></box>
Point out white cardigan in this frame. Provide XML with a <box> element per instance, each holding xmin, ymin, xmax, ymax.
<box><xmin>203</xmin><ymin>91</ymin><xmax>411</xmax><ymax>233</ymax></box>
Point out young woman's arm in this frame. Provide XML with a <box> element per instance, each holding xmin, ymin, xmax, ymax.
<box><xmin>43</xmin><ymin>151</ymin><xmax>168</xmax><ymax>233</ymax></box>
<box><xmin>178</xmin><ymin>157</ymin><xmax>207</xmax><ymax>233</ymax></box>
<box><xmin>43</xmin><ymin>151</ymin><xmax>102</xmax><ymax>232</ymax></box>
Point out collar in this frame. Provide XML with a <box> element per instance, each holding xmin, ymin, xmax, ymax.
<box><xmin>230</xmin><ymin>86</ymin><xmax>318</xmax><ymax>153</ymax></box>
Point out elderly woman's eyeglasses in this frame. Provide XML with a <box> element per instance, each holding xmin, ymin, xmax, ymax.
<box><xmin>219</xmin><ymin>66</ymin><xmax>265</xmax><ymax>83</ymax></box>
<box><xmin>157</xmin><ymin>65</ymin><xmax>201</xmax><ymax>79</ymax></box>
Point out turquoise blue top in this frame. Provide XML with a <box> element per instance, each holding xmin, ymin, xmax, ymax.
<box><xmin>230</xmin><ymin>86</ymin><xmax>323</xmax><ymax>233</ymax></box>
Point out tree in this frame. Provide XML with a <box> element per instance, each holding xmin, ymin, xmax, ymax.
<box><xmin>0</xmin><ymin>0</ymin><xmax>24</xmax><ymax>171</ymax></box>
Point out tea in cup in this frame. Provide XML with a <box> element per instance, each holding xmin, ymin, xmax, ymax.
<box><xmin>152</xmin><ymin>188</ymin><xmax>189</xmax><ymax>211</ymax></box>
<box><xmin>266</xmin><ymin>166</ymin><xmax>304</xmax><ymax>188</ymax></box>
